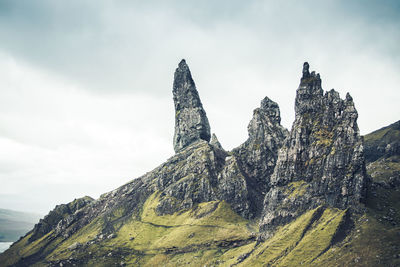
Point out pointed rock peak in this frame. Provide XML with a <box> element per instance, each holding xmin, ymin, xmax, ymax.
<box><xmin>178</xmin><ymin>58</ymin><xmax>188</xmax><ymax>68</ymax></box>
<box><xmin>210</xmin><ymin>133</ymin><xmax>224</xmax><ymax>150</ymax></box>
<box><xmin>260</xmin><ymin>96</ymin><xmax>281</xmax><ymax>124</ymax></box>
<box><xmin>173</xmin><ymin>60</ymin><xmax>211</xmax><ymax>153</ymax></box>
<box><xmin>296</xmin><ymin>62</ymin><xmax>323</xmax><ymax>115</ymax></box>
<box><xmin>299</xmin><ymin>62</ymin><xmax>321</xmax><ymax>88</ymax></box>
<box><xmin>176</xmin><ymin>59</ymin><xmax>190</xmax><ymax>75</ymax></box>
<box><xmin>346</xmin><ymin>92</ymin><xmax>353</xmax><ymax>102</ymax></box>
<box><xmin>302</xmin><ymin>62</ymin><xmax>310</xmax><ymax>78</ymax></box>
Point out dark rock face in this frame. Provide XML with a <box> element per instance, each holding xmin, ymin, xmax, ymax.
<box><xmin>154</xmin><ymin>99</ymin><xmax>287</xmax><ymax>218</ymax></box>
<box><xmin>28</xmin><ymin>60</ymin><xmax>287</xmax><ymax>244</ymax></box>
<box><xmin>364</xmin><ymin>120</ymin><xmax>400</xmax><ymax>163</ymax></box>
<box><xmin>29</xmin><ymin>196</ymin><xmax>94</xmax><ymax>242</ymax></box>
<box><xmin>173</xmin><ymin>59</ymin><xmax>211</xmax><ymax>153</ymax></box>
<box><xmin>145</xmin><ymin>140</ymin><xmax>253</xmax><ymax>218</ymax></box>
<box><xmin>5</xmin><ymin>59</ymin><xmax>381</xmax><ymax>266</ymax></box>
<box><xmin>210</xmin><ymin>133</ymin><xmax>224</xmax><ymax>150</ymax></box>
<box><xmin>364</xmin><ymin>120</ymin><xmax>400</xmax><ymax>188</ymax></box>
<box><xmin>232</xmin><ymin>97</ymin><xmax>288</xmax><ymax>215</ymax></box>
<box><xmin>259</xmin><ymin>62</ymin><xmax>368</xmax><ymax>237</ymax></box>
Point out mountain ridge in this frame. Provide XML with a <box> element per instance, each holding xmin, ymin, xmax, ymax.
<box><xmin>0</xmin><ymin>60</ymin><xmax>399</xmax><ymax>266</ymax></box>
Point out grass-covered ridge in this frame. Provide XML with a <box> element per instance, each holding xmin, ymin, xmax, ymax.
<box><xmin>0</xmin><ymin>192</ymin><xmax>258</xmax><ymax>266</ymax></box>
<box><xmin>2</xmin><ymin>188</ymin><xmax>399</xmax><ymax>266</ymax></box>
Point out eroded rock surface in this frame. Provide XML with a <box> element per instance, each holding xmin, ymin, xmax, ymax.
<box><xmin>29</xmin><ymin>196</ymin><xmax>94</xmax><ymax>242</ymax></box>
<box><xmin>259</xmin><ymin>62</ymin><xmax>368</xmax><ymax>237</ymax></box>
<box><xmin>173</xmin><ymin>59</ymin><xmax>211</xmax><ymax>153</ymax></box>
<box><xmin>5</xmin><ymin>60</ymin><xmax>377</xmax><ymax>267</ymax></box>
<box><xmin>232</xmin><ymin>96</ymin><xmax>288</xmax><ymax>215</ymax></box>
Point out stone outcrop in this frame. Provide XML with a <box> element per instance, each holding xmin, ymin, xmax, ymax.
<box><xmin>364</xmin><ymin>120</ymin><xmax>400</xmax><ymax>163</ymax></box>
<box><xmin>29</xmin><ymin>196</ymin><xmax>94</xmax><ymax>242</ymax></box>
<box><xmin>5</xmin><ymin>60</ymin><xmax>379</xmax><ymax>266</ymax></box>
<box><xmin>259</xmin><ymin>62</ymin><xmax>368</xmax><ymax>237</ymax></box>
<box><xmin>232</xmin><ymin>97</ymin><xmax>288</xmax><ymax>215</ymax></box>
<box><xmin>210</xmin><ymin>133</ymin><xmax>224</xmax><ymax>150</ymax></box>
<box><xmin>173</xmin><ymin>59</ymin><xmax>211</xmax><ymax>153</ymax></box>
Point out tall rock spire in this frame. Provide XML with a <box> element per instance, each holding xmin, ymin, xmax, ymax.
<box><xmin>259</xmin><ymin>62</ymin><xmax>368</xmax><ymax>238</ymax></box>
<box><xmin>173</xmin><ymin>59</ymin><xmax>211</xmax><ymax>153</ymax></box>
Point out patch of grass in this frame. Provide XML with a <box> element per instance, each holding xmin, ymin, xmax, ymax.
<box><xmin>49</xmin><ymin>217</ymin><xmax>103</xmax><ymax>261</ymax></box>
<box><xmin>284</xmin><ymin>180</ymin><xmax>308</xmax><ymax>199</ymax></box>
<box><xmin>316</xmin><ymin>213</ymin><xmax>400</xmax><ymax>266</ymax></box>
<box><xmin>364</xmin><ymin>126</ymin><xmax>398</xmax><ymax>143</ymax></box>
<box><xmin>240</xmin><ymin>207</ymin><xmax>322</xmax><ymax>266</ymax></box>
<box><xmin>315</xmin><ymin>128</ymin><xmax>334</xmax><ymax>147</ymax></box>
<box><xmin>27</xmin><ymin>191</ymin><xmax>255</xmax><ymax>266</ymax></box>
<box><xmin>239</xmin><ymin>207</ymin><xmax>347</xmax><ymax>267</ymax></box>
<box><xmin>278</xmin><ymin>208</ymin><xmax>346</xmax><ymax>266</ymax></box>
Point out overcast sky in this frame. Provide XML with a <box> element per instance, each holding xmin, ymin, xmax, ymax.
<box><xmin>0</xmin><ymin>0</ymin><xmax>399</xmax><ymax>214</ymax></box>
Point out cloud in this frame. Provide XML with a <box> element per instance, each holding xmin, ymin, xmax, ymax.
<box><xmin>0</xmin><ymin>0</ymin><xmax>399</xmax><ymax>213</ymax></box>
<box><xmin>0</xmin><ymin>53</ymin><xmax>173</xmax><ymax>213</ymax></box>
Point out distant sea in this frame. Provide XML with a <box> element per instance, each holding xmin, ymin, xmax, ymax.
<box><xmin>0</xmin><ymin>242</ymin><xmax>13</xmax><ymax>253</ymax></box>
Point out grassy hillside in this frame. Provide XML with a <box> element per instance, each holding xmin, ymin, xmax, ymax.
<box><xmin>0</xmin><ymin>209</ymin><xmax>42</xmax><ymax>242</ymax></box>
<box><xmin>2</xmin><ymin>188</ymin><xmax>399</xmax><ymax>266</ymax></box>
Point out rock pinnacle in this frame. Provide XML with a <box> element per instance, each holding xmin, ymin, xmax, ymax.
<box><xmin>173</xmin><ymin>59</ymin><xmax>211</xmax><ymax>153</ymax></box>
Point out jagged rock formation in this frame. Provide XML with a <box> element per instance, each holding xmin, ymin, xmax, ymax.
<box><xmin>259</xmin><ymin>62</ymin><xmax>368</xmax><ymax>236</ymax></box>
<box><xmin>153</xmin><ymin>94</ymin><xmax>287</xmax><ymax>218</ymax></box>
<box><xmin>173</xmin><ymin>59</ymin><xmax>211</xmax><ymax>153</ymax></box>
<box><xmin>232</xmin><ymin>96</ymin><xmax>288</xmax><ymax>215</ymax></box>
<box><xmin>3</xmin><ymin>60</ymin><xmax>398</xmax><ymax>267</ymax></box>
<box><xmin>210</xmin><ymin>133</ymin><xmax>224</xmax><ymax>150</ymax></box>
<box><xmin>29</xmin><ymin>196</ymin><xmax>94</xmax><ymax>242</ymax></box>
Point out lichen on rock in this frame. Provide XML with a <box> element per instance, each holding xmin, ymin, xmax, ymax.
<box><xmin>173</xmin><ymin>59</ymin><xmax>211</xmax><ymax>153</ymax></box>
<box><xmin>259</xmin><ymin>62</ymin><xmax>368</xmax><ymax>237</ymax></box>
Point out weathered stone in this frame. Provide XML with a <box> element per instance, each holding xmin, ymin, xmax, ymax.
<box><xmin>68</xmin><ymin>242</ymin><xmax>81</xmax><ymax>251</ymax></box>
<box><xmin>210</xmin><ymin>133</ymin><xmax>224</xmax><ymax>150</ymax></box>
<box><xmin>232</xmin><ymin>96</ymin><xmax>288</xmax><ymax>216</ymax></box>
<box><xmin>173</xmin><ymin>59</ymin><xmax>211</xmax><ymax>153</ymax></box>
<box><xmin>9</xmin><ymin>60</ymin><xmax>385</xmax><ymax>267</ymax></box>
<box><xmin>259</xmin><ymin>62</ymin><xmax>368</xmax><ymax>237</ymax></box>
<box><xmin>29</xmin><ymin>196</ymin><xmax>94</xmax><ymax>242</ymax></box>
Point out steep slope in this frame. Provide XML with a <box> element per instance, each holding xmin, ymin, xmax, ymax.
<box><xmin>1</xmin><ymin>61</ymin><xmax>398</xmax><ymax>267</ymax></box>
<box><xmin>260</xmin><ymin>62</ymin><xmax>367</xmax><ymax>237</ymax></box>
<box><xmin>232</xmin><ymin>97</ymin><xmax>288</xmax><ymax>216</ymax></box>
<box><xmin>0</xmin><ymin>60</ymin><xmax>287</xmax><ymax>266</ymax></box>
<box><xmin>365</xmin><ymin>120</ymin><xmax>400</xmax><ymax>187</ymax></box>
<box><xmin>173</xmin><ymin>59</ymin><xmax>211</xmax><ymax>153</ymax></box>
<box><xmin>364</xmin><ymin>120</ymin><xmax>400</xmax><ymax>163</ymax></box>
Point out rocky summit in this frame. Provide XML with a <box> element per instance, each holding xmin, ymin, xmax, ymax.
<box><xmin>259</xmin><ymin>62</ymin><xmax>368</xmax><ymax>237</ymax></box>
<box><xmin>173</xmin><ymin>59</ymin><xmax>211</xmax><ymax>153</ymax></box>
<box><xmin>1</xmin><ymin>61</ymin><xmax>399</xmax><ymax>267</ymax></box>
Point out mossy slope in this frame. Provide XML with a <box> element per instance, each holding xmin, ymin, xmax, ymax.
<box><xmin>2</xmin><ymin>189</ymin><xmax>400</xmax><ymax>266</ymax></box>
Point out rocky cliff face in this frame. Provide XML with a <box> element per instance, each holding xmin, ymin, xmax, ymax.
<box><xmin>2</xmin><ymin>60</ymin><xmax>385</xmax><ymax>267</ymax></box>
<box><xmin>9</xmin><ymin>60</ymin><xmax>288</xmax><ymax>251</ymax></box>
<box><xmin>173</xmin><ymin>59</ymin><xmax>211</xmax><ymax>153</ymax></box>
<box><xmin>29</xmin><ymin>196</ymin><xmax>94</xmax><ymax>242</ymax></box>
<box><xmin>259</xmin><ymin>62</ymin><xmax>368</xmax><ymax>236</ymax></box>
<box><xmin>232</xmin><ymin>96</ymin><xmax>288</xmax><ymax>215</ymax></box>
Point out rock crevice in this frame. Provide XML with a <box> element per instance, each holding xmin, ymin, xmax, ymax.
<box><xmin>259</xmin><ymin>62</ymin><xmax>368</xmax><ymax>237</ymax></box>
